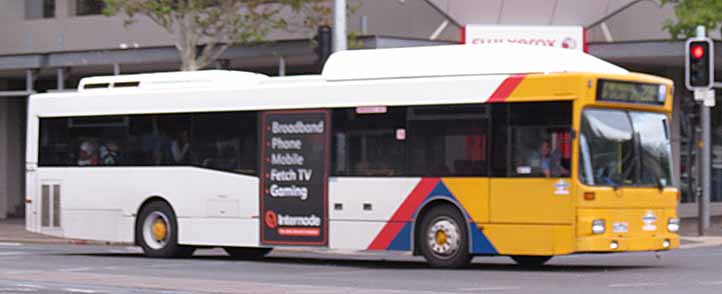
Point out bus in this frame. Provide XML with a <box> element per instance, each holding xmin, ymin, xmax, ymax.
<box><xmin>25</xmin><ymin>44</ymin><xmax>679</xmax><ymax>268</ymax></box>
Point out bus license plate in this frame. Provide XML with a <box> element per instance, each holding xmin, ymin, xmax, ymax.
<box><xmin>613</xmin><ymin>222</ymin><xmax>629</xmax><ymax>233</ymax></box>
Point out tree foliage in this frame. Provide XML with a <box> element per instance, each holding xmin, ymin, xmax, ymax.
<box><xmin>103</xmin><ymin>0</ymin><xmax>333</xmax><ymax>71</ymax></box>
<box><xmin>662</xmin><ymin>0</ymin><xmax>722</xmax><ymax>39</ymax></box>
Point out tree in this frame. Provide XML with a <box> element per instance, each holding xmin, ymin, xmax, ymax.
<box><xmin>662</xmin><ymin>0</ymin><xmax>722</xmax><ymax>39</ymax></box>
<box><xmin>103</xmin><ymin>0</ymin><xmax>328</xmax><ymax>71</ymax></box>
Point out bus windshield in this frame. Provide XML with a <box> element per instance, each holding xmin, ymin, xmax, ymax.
<box><xmin>579</xmin><ymin>108</ymin><xmax>672</xmax><ymax>188</ymax></box>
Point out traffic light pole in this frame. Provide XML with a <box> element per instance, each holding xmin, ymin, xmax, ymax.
<box><xmin>701</xmin><ymin>92</ymin><xmax>712</xmax><ymax>234</ymax></box>
<box><xmin>333</xmin><ymin>0</ymin><xmax>347</xmax><ymax>52</ymax></box>
<box><xmin>697</xmin><ymin>26</ymin><xmax>711</xmax><ymax>235</ymax></box>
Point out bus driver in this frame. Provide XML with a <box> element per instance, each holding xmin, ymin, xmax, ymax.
<box><xmin>539</xmin><ymin>140</ymin><xmax>568</xmax><ymax>178</ymax></box>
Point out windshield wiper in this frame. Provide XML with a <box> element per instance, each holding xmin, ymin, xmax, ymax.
<box><xmin>647</xmin><ymin>155</ymin><xmax>666</xmax><ymax>191</ymax></box>
<box><xmin>619</xmin><ymin>154</ymin><xmax>636</xmax><ymax>189</ymax></box>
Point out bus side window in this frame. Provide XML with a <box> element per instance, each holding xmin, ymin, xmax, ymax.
<box><xmin>507</xmin><ymin>102</ymin><xmax>572</xmax><ymax>178</ymax></box>
<box><xmin>155</xmin><ymin>114</ymin><xmax>193</xmax><ymax>166</ymax></box>
<box><xmin>407</xmin><ymin>104</ymin><xmax>489</xmax><ymax>176</ymax></box>
<box><xmin>331</xmin><ymin>108</ymin><xmax>406</xmax><ymax>176</ymax></box>
<box><xmin>191</xmin><ymin>112</ymin><xmax>257</xmax><ymax>175</ymax></box>
<box><xmin>39</xmin><ymin>118</ymin><xmax>72</xmax><ymax>166</ymax></box>
<box><xmin>68</xmin><ymin>116</ymin><xmax>128</xmax><ymax>166</ymax></box>
<box><xmin>490</xmin><ymin>104</ymin><xmax>509</xmax><ymax>177</ymax></box>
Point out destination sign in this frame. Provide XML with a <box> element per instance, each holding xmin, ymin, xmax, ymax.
<box><xmin>597</xmin><ymin>79</ymin><xmax>667</xmax><ymax>106</ymax></box>
<box><xmin>260</xmin><ymin>110</ymin><xmax>330</xmax><ymax>246</ymax></box>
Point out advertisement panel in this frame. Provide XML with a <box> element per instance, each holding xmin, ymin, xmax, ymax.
<box><xmin>464</xmin><ymin>25</ymin><xmax>585</xmax><ymax>51</ymax></box>
<box><xmin>260</xmin><ymin>110</ymin><xmax>330</xmax><ymax>246</ymax></box>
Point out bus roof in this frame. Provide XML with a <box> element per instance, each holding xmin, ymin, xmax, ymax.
<box><xmin>322</xmin><ymin>44</ymin><xmax>628</xmax><ymax>81</ymax></box>
<box><xmin>75</xmin><ymin>44</ymin><xmax>628</xmax><ymax>92</ymax></box>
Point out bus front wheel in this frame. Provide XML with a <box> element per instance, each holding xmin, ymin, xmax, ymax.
<box><xmin>136</xmin><ymin>201</ymin><xmax>194</xmax><ymax>258</ymax></box>
<box><xmin>418</xmin><ymin>204</ymin><xmax>472</xmax><ymax>268</ymax></box>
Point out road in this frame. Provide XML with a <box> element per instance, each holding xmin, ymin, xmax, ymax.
<box><xmin>0</xmin><ymin>242</ymin><xmax>721</xmax><ymax>294</ymax></box>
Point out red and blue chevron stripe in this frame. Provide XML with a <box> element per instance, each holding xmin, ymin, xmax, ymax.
<box><xmin>367</xmin><ymin>178</ymin><xmax>497</xmax><ymax>254</ymax></box>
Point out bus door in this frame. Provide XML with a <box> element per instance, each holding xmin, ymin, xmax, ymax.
<box><xmin>487</xmin><ymin>102</ymin><xmax>575</xmax><ymax>251</ymax></box>
<box><xmin>489</xmin><ymin>126</ymin><xmax>574</xmax><ymax>224</ymax></box>
<box><xmin>259</xmin><ymin>110</ymin><xmax>330</xmax><ymax>246</ymax></box>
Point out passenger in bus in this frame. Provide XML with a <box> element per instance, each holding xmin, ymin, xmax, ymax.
<box><xmin>77</xmin><ymin>141</ymin><xmax>99</xmax><ymax>166</ymax></box>
<box><xmin>99</xmin><ymin>141</ymin><xmax>121</xmax><ymax>165</ymax></box>
<box><xmin>165</xmin><ymin>130</ymin><xmax>192</xmax><ymax>165</ymax></box>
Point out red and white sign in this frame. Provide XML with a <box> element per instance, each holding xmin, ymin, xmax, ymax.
<box><xmin>463</xmin><ymin>25</ymin><xmax>586</xmax><ymax>52</ymax></box>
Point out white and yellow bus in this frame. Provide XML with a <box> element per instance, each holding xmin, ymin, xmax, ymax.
<box><xmin>26</xmin><ymin>44</ymin><xmax>678</xmax><ymax>268</ymax></box>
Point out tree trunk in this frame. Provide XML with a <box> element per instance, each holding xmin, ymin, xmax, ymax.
<box><xmin>179</xmin><ymin>46</ymin><xmax>202</xmax><ymax>71</ymax></box>
<box><xmin>181</xmin><ymin>59</ymin><xmax>202</xmax><ymax>71</ymax></box>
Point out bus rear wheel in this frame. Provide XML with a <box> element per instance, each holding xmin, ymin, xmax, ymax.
<box><xmin>224</xmin><ymin>247</ymin><xmax>272</xmax><ymax>260</ymax></box>
<box><xmin>418</xmin><ymin>204</ymin><xmax>472</xmax><ymax>268</ymax></box>
<box><xmin>137</xmin><ymin>201</ymin><xmax>194</xmax><ymax>258</ymax></box>
<box><xmin>510</xmin><ymin>255</ymin><xmax>552</xmax><ymax>266</ymax></box>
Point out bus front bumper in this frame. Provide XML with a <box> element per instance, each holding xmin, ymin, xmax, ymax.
<box><xmin>576</xmin><ymin>233</ymin><xmax>679</xmax><ymax>253</ymax></box>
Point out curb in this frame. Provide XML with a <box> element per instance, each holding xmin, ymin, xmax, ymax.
<box><xmin>679</xmin><ymin>236</ymin><xmax>722</xmax><ymax>249</ymax></box>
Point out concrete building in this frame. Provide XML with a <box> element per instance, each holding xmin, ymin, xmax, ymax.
<box><xmin>0</xmin><ymin>0</ymin><xmax>719</xmax><ymax>218</ymax></box>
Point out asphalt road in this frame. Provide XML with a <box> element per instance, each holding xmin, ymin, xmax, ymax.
<box><xmin>0</xmin><ymin>242</ymin><xmax>721</xmax><ymax>294</ymax></box>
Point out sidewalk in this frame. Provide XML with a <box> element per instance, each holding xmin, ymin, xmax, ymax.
<box><xmin>678</xmin><ymin>215</ymin><xmax>722</xmax><ymax>236</ymax></box>
<box><xmin>0</xmin><ymin>218</ymin><xmax>69</xmax><ymax>244</ymax></box>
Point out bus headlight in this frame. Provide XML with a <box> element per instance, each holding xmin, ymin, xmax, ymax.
<box><xmin>663</xmin><ymin>239</ymin><xmax>671</xmax><ymax>248</ymax></box>
<box><xmin>667</xmin><ymin>218</ymin><xmax>680</xmax><ymax>232</ymax></box>
<box><xmin>592</xmin><ymin>219</ymin><xmax>606</xmax><ymax>234</ymax></box>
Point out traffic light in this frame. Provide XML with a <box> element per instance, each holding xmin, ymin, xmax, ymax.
<box><xmin>686</xmin><ymin>38</ymin><xmax>714</xmax><ymax>90</ymax></box>
<box><xmin>314</xmin><ymin>25</ymin><xmax>332</xmax><ymax>70</ymax></box>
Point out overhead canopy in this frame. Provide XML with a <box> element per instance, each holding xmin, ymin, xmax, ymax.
<box><xmin>429</xmin><ymin>0</ymin><xmax>638</xmax><ymax>27</ymax></box>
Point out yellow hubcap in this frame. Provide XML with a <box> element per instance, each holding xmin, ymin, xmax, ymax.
<box><xmin>435</xmin><ymin>230</ymin><xmax>447</xmax><ymax>245</ymax></box>
<box><xmin>152</xmin><ymin>219</ymin><xmax>168</xmax><ymax>241</ymax></box>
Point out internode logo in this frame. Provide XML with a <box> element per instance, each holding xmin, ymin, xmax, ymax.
<box><xmin>265</xmin><ymin>210</ymin><xmax>278</xmax><ymax>229</ymax></box>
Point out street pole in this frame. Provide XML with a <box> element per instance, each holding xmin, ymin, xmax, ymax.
<box><xmin>333</xmin><ymin>0</ymin><xmax>347</xmax><ymax>52</ymax></box>
<box><xmin>701</xmin><ymin>94</ymin><xmax>712</xmax><ymax>234</ymax></box>
<box><xmin>697</xmin><ymin>25</ymin><xmax>711</xmax><ymax>234</ymax></box>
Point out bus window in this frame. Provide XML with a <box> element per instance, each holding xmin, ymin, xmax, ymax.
<box><xmin>68</xmin><ymin>116</ymin><xmax>128</xmax><ymax>166</ymax></box>
<box><xmin>40</xmin><ymin>116</ymin><xmax>129</xmax><ymax>167</ymax></box>
<box><xmin>154</xmin><ymin>114</ymin><xmax>192</xmax><ymax>165</ymax></box>
<box><xmin>192</xmin><ymin>112</ymin><xmax>257</xmax><ymax>175</ymax></box>
<box><xmin>332</xmin><ymin>107</ymin><xmax>406</xmax><ymax>176</ymax></box>
<box><xmin>490</xmin><ymin>104</ymin><xmax>509</xmax><ymax>177</ymax></box>
<box><xmin>126</xmin><ymin>116</ymin><xmax>156</xmax><ymax>165</ymax></box>
<box><xmin>407</xmin><ymin>104</ymin><xmax>489</xmax><ymax>176</ymax></box>
<box><xmin>508</xmin><ymin>102</ymin><xmax>572</xmax><ymax>178</ymax></box>
<box><xmin>511</xmin><ymin>127</ymin><xmax>571</xmax><ymax>177</ymax></box>
<box><xmin>39</xmin><ymin>118</ymin><xmax>72</xmax><ymax>166</ymax></box>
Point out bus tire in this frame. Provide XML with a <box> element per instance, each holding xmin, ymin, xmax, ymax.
<box><xmin>224</xmin><ymin>247</ymin><xmax>272</xmax><ymax>260</ymax></box>
<box><xmin>510</xmin><ymin>255</ymin><xmax>552</xmax><ymax>267</ymax></box>
<box><xmin>418</xmin><ymin>204</ymin><xmax>472</xmax><ymax>268</ymax></box>
<box><xmin>136</xmin><ymin>201</ymin><xmax>194</xmax><ymax>258</ymax></box>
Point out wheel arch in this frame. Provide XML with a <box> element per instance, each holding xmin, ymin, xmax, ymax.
<box><xmin>412</xmin><ymin>197</ymin><xmax>470</xmax><ymax>256</ymax></box>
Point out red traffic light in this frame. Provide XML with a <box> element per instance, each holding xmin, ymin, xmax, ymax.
<box><xmin>692</xmin><ymin>45</ymin><xmax>705</xmax><ymax>59</ymax></box>
<box><xmin>686</xmin><ymin>38</ymin><xmax>714</xmax><ymax>90</ymax></box>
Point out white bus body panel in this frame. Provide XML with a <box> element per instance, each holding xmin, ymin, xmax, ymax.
<box><xmin>34</xmin><ymin>167</ymin><xmax>259</xmax><ymax>246</ymax></box>
<box><xmin>328</xmin><ymin>178</ymin><xmax>421</xmax><ymax>250</ymax></box>
<box><xmin>30</xmin><ymin>166</ymin><xmax>420</xmax><ymax>250</ymax></box>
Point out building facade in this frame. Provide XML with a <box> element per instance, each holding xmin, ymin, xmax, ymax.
<box><xmin>0</xmin><ymin>0</ymin><xmax>719</xmax><ymax>218</ymax></box>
